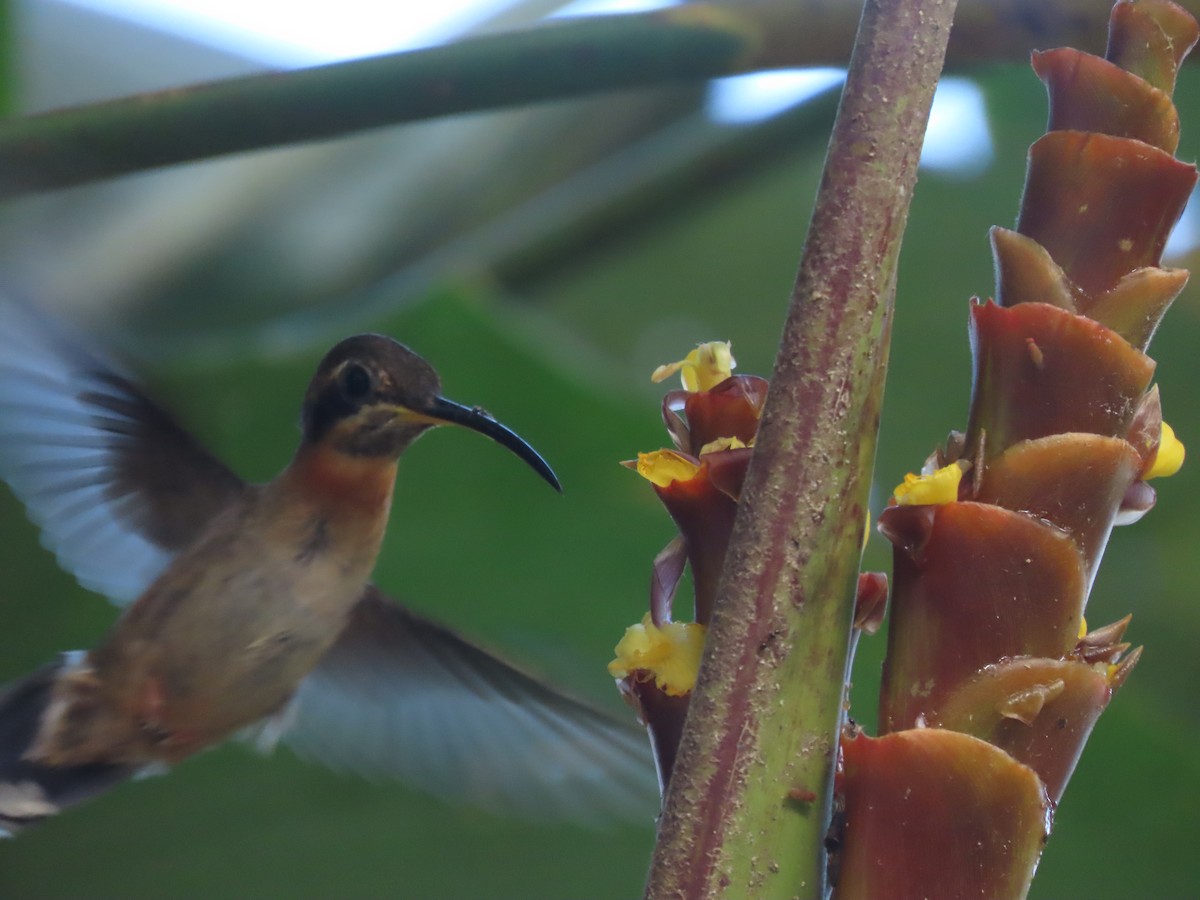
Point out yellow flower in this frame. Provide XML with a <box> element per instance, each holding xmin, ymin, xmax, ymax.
<box><xmin>608</xmin><ymin>614</ymin><xmax>707</xmax><ymax>696</ymax></box>
<box><xmin>892</xmin><ymin>462</ymin><xmax>965</xmax><ymax>506</ymax></box>
<box><xmin>626</xmin><ymin>450</ymin><xmax>700</xmax><ymax>487</ymax></box>
<box><xmin>651</xmin><ymin>341</ymin><xmax>736</xmax><ymax>392</ymax></box>
<box><xmin>1145</xmin><ymin>421</ymin><xmax>1185</xmax><ymax>479</ymax></box>
<box><xmin>698</xmin><ymin>435</ymin><xmax>749</xmax><ymax>455</ymax></box>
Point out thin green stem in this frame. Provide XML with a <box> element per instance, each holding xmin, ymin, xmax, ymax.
<box><xmin>642</xmin><ymin>0</ymin><xmax>958</xmax><ymax>897</ymax></box>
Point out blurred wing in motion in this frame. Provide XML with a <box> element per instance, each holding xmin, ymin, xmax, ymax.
<box><xmin>282</xmin><ymin>587</ymin><xmax>658</xmax><ymax>825</ymax></box>
<box><xmin>0</xmin><ymin>302</ymin><xmax>246</xmax><ymax>604</ymax></box>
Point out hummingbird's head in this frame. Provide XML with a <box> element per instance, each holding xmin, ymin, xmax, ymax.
<box><xmin>301</xmin><ymin>334</ymin><xmax>560</xmax><ymax>490</ymax></box>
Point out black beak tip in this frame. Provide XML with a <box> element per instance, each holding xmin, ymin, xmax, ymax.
<box><xmin>541</xmin><ymin>464</ymin><xmax>564</xmax><ymax>494</ymax></box>
<box><xmin>509</xmin><ymin>441</ymin><xmax>563</xmax><ymax>494</ymax></box>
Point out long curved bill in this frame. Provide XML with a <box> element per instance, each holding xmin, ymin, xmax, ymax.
<box><xmin>422</xmin><ymin>396</ymin><xmax>562</xmax><ymax>492</ymax></box>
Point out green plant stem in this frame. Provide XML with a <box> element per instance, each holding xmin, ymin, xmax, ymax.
<box><xmin>0</xmin><ymin>0</ymin><xmax>1191</xmax><ymax>201</ymax></box>
<box><xmin>642</xmin><ymin>0</ymin><xmax>958</xmax><ymax>897</ymax></box>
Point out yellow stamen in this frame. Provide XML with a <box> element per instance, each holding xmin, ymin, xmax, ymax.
<box><xmin>1145</xmin><ymin>421</ymin><xmax>1185</xmax><ymax>479</ymax></box>
<box><xmin>1078</xmin><ymin>616</ymin><xmax>1088</xmax><ymax>640</ymax></box>
<box><xmin>892</xmin><ymin>462</ymin><xmax>965</xmax><ymax>506</ymax></box>
<box><xmin>627</xmin><ymin>450</ymin><xmax>701</xmax><ymax>488</ymax></box>
<box><xmin>608</xmin><ymin>614</ymin><xmax>707</xmax><ymax>696</ymax></box>
<box><xmin>651</xmin><ymin>341</ymin><xmax>736</xmax><ymax>392</ymax></box>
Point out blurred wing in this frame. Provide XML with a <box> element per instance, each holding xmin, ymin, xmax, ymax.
<box><xmin>0</xmin><ymin>302</ymin><xmax>245</xmax><ymax>604</ymax></box>
<box><xmin>282</xmin><ymin>587</ymin><xmax>659</xmax><ymax>824</ymax></box>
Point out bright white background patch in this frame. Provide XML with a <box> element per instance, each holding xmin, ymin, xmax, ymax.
<box><xmin>1164</xmin><ymin>187</ymin><xmax>1200</xmax><ymax>259</ymax></box>
<box><xmin>551</xmin><ymin>0</ymin><xmax>679</xmax><ymax>18</ymax></box>
<box><xmin>920</xmin><ymin>77</ymin><xmax>994</xmax><ymax>178</ymax></box>
<box><xmin>706</xmin><ymin>69</ymin><xmax>846</xmax><ymax>126</ymax></box>
<box><xmin>57</xmin><ymin>0</ymin><xmax>523</xmax><ymax>65</ymax></box>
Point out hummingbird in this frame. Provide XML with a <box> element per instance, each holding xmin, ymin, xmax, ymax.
<box><xmin>0</xmin><ymin>303</ymin><xmax>653</xmax><ymax>834</ymax></box>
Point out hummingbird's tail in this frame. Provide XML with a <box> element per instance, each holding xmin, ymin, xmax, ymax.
<box><xmin>0</xmin><ymin>656</ymin><xmax>133</xmax><ymax>835</ymax></box>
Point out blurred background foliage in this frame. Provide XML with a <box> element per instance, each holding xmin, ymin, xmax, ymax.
<box><xmin>0</xmin><ymin>0</ymin><xmax>1197</xmax><ymax>897</ymax></box>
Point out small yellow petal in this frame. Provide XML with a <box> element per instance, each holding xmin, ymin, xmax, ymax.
<box><xmin>608</xmin><ymin>614</ymin><xmax>707</xmax><ymax>696</ymax></box>
<box><xmin>1145</xmin><ymin>421</ymin><xmax>1185</xmax><ymax>479</ymax></box>
<box><xmin>632</xmin><ymin>450</ymin><xmax>701</xmax><ymax>488</ymax></box>
<box><xmin>649</xmin><ymin>360</ymin><xmax>685</xmax><ymax>385</ymax></box>
<box><xmin>1078</xmin><ymin>616</ymin><xmax>1088</xmax><ymax>640</ymax></box>
<box><xmin>651</xmin><ymin>341</ymin><xmax>736</xmax><ymax>392</ymax></box>
<box><xmin>699</xmin><ymin>435</ymin><xmax>748</xmax><ymax>455</ymax></box>
<box><xmin>892</xmin><ymin>462</ymin><xmax>964</xmax><ymax>506</ymax></box>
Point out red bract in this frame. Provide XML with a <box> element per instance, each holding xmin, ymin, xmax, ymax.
<box><xmin>649</xmin><ymin>457</ymin><xmax>740</xmax><ymax>624</ymax></box>
<box><xmin>834</xmin><ymin>729</ymin><xmax>1049</xmax><ymax>900</ymax></box>
<box><xmin>835</xmin><ymin>2</ymin><xmax>1195</xmax><ymax>895</ymax></box>
<box><xmin>967</xmin><ymin>301</ymin><xmax>1156</xmax><ymax>455</ymax></box>
<box><xmin>878</xmin><ymin>502</ymin><xmax>1085</xmax><ymax>733</ymax></box>
<box><xmin>1016</xmin><ymin>132</ymin><xmax>1195</xmax><ymax>295</ymax></box>
<box><xmin>662</xmin><ymin>374</ymin><xmax>768</xmax><ymax>454</ymax></box>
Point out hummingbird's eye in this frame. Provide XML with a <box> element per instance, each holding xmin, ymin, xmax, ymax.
<box><xmin>340</xmin><ymin>363</ymin><xmax>373</xmax><ymax>400</ymax></box>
